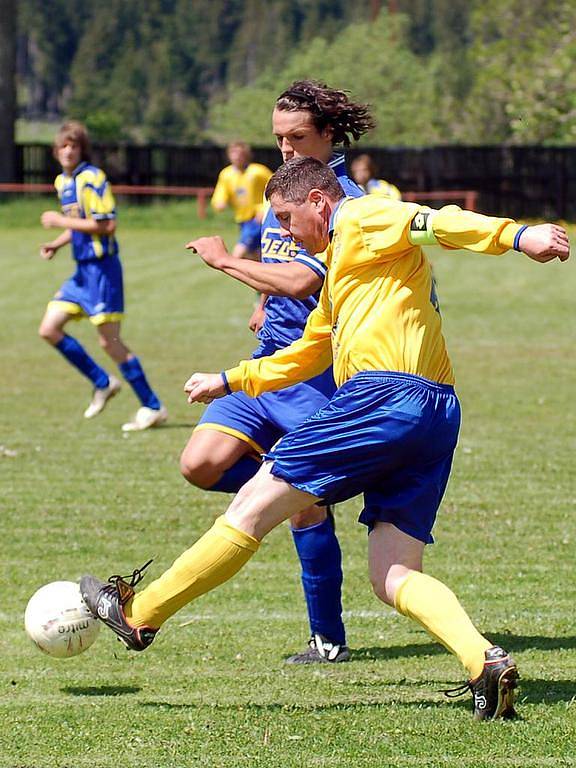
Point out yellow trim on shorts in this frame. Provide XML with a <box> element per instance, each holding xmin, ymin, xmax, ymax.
<box><xmin>46</xmin><ymin>301</ymin><xmax>123</xmax><ymax>326</ymax></box>
<box><xmin>48</xmin><ymin>300</ymin><xmax>86</xmax><ymax>320</ymax></box>
<box><xmin>193</xmin><ymin>422</ymin><xmax>265</xmax><ymax>455</ymax></box>
<box><xmin>89</xmin><ymin>312</ymin><xmax>124</xmax><ymax>326</ymax></box>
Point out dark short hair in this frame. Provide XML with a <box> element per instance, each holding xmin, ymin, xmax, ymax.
<box><xmin>265</xmin><ymin>157</ymin><xmax>345</xmax><ymax>204</ymax></box>
<box><xmin>275</xmin><ymin>80</ymin><xmax>375</xmax><ymax>147</ymax></box>
<box><xmin>53</xmin><ymin>121</ymin><xmax>91</xmax><ymax>163</ymax></box>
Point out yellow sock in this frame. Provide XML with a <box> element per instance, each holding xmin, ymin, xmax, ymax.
<box><xmin>127</xmin><ymin>515</ymin><xmax>259</xmax><ymax>628</ymax></box>
<box><xmin>394</xmin><ymin>571</ymin><xmax>492</xmax><ymax>680</ymax></box>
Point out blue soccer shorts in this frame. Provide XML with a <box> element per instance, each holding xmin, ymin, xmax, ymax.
<box><xmin>196</xmin><ymin>368</ymin><xmax>336</xmax><ymax>454</ymax></box>
<box><xmin>48</xmin><ymin>254</ymin><xmax>124</xmax><ymax>326</ymax></box>
<box><xmin>238</xmin><ymin>218</ymin><xmax>262</xmax><ymax>252</ymax></box>
<box><xmin>265</xmin><ymin>371</ymin><xmax>461</xmax><ymax>544</ymax></box>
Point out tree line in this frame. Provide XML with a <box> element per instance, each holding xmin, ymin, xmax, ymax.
<box><xmin>16</xmin><ymin>0</ymin><xmax>576</xmax><ymax>146</ymax></box>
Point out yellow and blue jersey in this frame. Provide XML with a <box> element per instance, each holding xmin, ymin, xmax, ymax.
<box><xmin>226</xmin><ymin>196</ymin><xmax>523</xmax><ymax>393</ymax></box>
<box><xmin>365</xmin><ymin>178</ymin><xmax>402</xmax><ymax>200</ymax></box>
<box><xmin>256</xmin><ymin>154</ymin><xmax>363</xmax><ymax>354</ymax></box>
<box><xmin>54</xmin><ymin>162</ymin><xmax>118</xmax><ymax>262</ymax></box>
<box><xmin>211</xmin><ymin>163</ymin><xmax>272</xmax><ymax>223</ymax></box>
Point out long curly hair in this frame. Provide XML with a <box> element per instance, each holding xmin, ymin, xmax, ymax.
<box><xmin>275</xmin><ymin>80</ymin><xmax>376</xmax><ymax>147</ymax></box>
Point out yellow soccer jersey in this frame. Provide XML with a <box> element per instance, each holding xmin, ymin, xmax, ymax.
<box><xmin>210</xmin><ymin>163</ymin><xmax>273</xmax><ymax>223</ymax></box>
<box><xmin>55</xmin><ymin>162</ymin><xmax>118</xmax><ymax>261</ymax></box>
<box><xmin>225</xmin><ymin>196</ymin><xmax>523</xmax><ymax>394</ymax></box>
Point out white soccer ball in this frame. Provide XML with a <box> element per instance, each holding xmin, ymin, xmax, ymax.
<box><xmin>24</xmin><ymin>580</ymin><xmax>100</xmax><ymax>659</ymax></box>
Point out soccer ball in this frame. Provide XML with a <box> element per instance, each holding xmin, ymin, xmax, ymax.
<box><xmin>24</xmin><ymin>581</ymin><xmax>100</xmax><ymax>659</ymax></box>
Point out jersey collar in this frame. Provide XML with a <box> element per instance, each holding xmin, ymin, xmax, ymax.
<box><xmin>66</xmin><ymin>161</ymin><xmax>89</xmax><ymax>179</ymax></box>
<box><xmin>328</xmin><ymin>153</ymin><xmax>348</xmax><ymax>178</ymax></box>
<box><xmin>329</xmin><ymin>196</ymin><xmax>353</xmax><ymax>238</ymax></box>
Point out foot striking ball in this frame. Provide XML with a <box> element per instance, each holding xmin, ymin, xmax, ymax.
<box><xmin>24</xmin><ymin>581</ymin><xmax>100</xmax><ymax>658</ymax></box>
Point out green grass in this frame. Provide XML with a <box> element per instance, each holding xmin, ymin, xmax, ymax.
<box><xmin>1</xmin><ymin>198</ymin><xmax>575</xmax><ymax>767</ymax></box>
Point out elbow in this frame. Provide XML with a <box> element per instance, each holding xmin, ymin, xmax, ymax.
<box><xmin>292</xmin><ymin>288</ymin><xmax>313</xmax><ymax>300</ymax></box>
<box><xmin>291</xmin><ymin>282</ymin><xmax>318</xmax><ymax>300</ymax></box>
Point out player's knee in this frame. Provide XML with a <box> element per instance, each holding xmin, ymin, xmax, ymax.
<box><xmin>290</xmin><ymin>505</ymin><xmax>327</xmax><ymax>529</ymax></box>
<box><xmin>370</xmin><ymin>574</ymin><xmax>394</xmax><ymax>607</ymax></box>
<box><xmin>179</xmin><ymin>450</ymin><xmax>219</xmax><ymax>489</ymax></box>
<box><xmin>97</xmin><ymin>334</ymin><xmax>113</xmax><ymax>353</ymax></box>
<box><xmin>38</xmin><ymin>322</ymin><xmax>58</xmax><ymax>344</ymax></box>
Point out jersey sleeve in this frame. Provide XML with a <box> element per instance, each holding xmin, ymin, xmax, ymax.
<box><xmin>79</xmin><ymin>169</ymin><xmax>116</xmax><ymax>220</ymax></box>
<box><xmin>225</xmin><ymin>287</ymin><xmax>333</xmax><ymax>397</ymax></box>
<box><xmin>210</xmin><ymin>169</ymin><xmax>230</xmax><ymax>210</ymax></box>
<box><xmin>357</xmin><ymin>199</ymin><xmax>523</xmax><ymax>260</ymax></box>
<box><xmin>293</xmin><ymin>245</ymin><xmax>329</xmax><ymax>280</ymax></box>
<box><xmin>426</xmin><ymin>206</ymin><xmax>522</xmax><ymax>254</ymax></box>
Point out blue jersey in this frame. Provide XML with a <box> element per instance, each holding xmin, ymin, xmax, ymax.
<box><xmin>55</xmin><ymin>162</ymin><xmax>118</xmax><ymax>263</ymax></box>
<box><xmin>256</xmin><ymin>154</ymin><xmax>363</xmax><ymax>354</ymax></box>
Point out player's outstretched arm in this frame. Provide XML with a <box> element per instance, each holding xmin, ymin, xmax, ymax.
<box><xmin>184</xmin><ymin>372</ymin><xmax>228</xmax><ymax>405</ymax></box>
<box><xmin>41</xmin><ymin>210</ymin><xmax>116</xmax><ymax>236</ymax></box>
<box><xmin>40</xmin><ymin>229</ymin><xmax>72</xmax><ymax>259</ymax></box>
<box><xmin>517</xmin><ymin>223</ymin><xmax>570</xmax><ymax>263</ymax></box>
<box><xmin>186</xmin><ymin>236</ymin><xmax>322</xmax><ymax>298</ymax></box>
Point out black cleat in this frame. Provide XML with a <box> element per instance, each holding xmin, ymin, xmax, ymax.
<box><xmin>285</xmin><ymin>633</ymin><xmax>350</xmax><ymax>665</ymax></box>
<box><xmin>80</xmin><ymin>560</ymin><xmax>157</xmax><ymax>652</ymax></box>
<box><xmin>444</xmin><ymin>646</ymin><xmax>519</xmax><ymax>720</ymax></box>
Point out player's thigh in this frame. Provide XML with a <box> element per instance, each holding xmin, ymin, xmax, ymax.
<box><xmin>226</xmin><ymin>461</ymin><xmax>320</xmax><ymax>540</ymax></box>
<box><xmin>39</xmin><ymin>305</ymin><xmax>74</xmax><ymax>336</ymax></box>
<box><xmin>181</xmin><ymin>428</ymin><xmax>255</xmax><ymax>472</ymax></box>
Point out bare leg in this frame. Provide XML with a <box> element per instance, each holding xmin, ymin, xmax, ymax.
<box><xmin>95</xmin><ymin>321</ymin><xmax>132</xmax><ymax>364</ymax></box>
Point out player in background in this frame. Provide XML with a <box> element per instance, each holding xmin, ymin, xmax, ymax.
<box><xmin>179</xmin><ymin>81</ymin><xmax>373</xmax><ymax>664</ymax></box>
<box><xmin>351</xmin><ymin>153</ymin><xmax>402</xmax><ymax>200</ymax></box>
<box><xmin>39</xmin><ymin>121</ymin><xmax>167</xmax><ymax>432</ymax></box>
<box><xmin>211</xmin><ymin>142</ymin><xmax>272</xmax><ymax>261</ymax></box>
<box><xmin>81</xmin><ymin>157</ymin><xmax>570</xmax><ymax>720</ymax></box>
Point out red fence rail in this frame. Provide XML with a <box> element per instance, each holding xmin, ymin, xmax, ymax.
<box><xmin>0</xmin><ymin>182</ymin><xmax>216</xmax><ymax>218</ymax></box>
<box><xmin>0</xmin><ymin>183</ymin><xmax>479</xmax><ymax>217</ymax></box>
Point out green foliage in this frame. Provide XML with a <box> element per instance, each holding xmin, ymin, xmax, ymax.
<box><xmin>459</xmin><ymin>0</ymin><xmax>576</xmax><ymax>144</ymax></box>
<box><xmin>84</xmin><ymin>111</ymin><xmax>127</xmax><ymax>142</ymax></box>
<box><xmin>14</xmin><ymin>0</ymin><xmax>576</xmax><ymax>145</ymax></box>
<box><xmin>1</xmin><ymin>201</ymin><xmax>575</xmax><ymax>765</ymax></box>
<box><xmin>209</xmin><ymin>13</ymin><xmax>438</xmax><ymax>146</ymax></box>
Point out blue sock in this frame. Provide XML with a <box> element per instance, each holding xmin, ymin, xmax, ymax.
<box><xmin>118</xmin><ymin>357</ymin><xmax>161</xmax><ymax>409</ymax></box>
<box><xmin>55</xmin><ymin>335</ymin><xmax>109</xmax><ymax>389</ymax></box>
<box><xmin>210</xmin><ymin>454</ymin><xmax>260</xmax><ymax>493</ymax></box>
<box><xmin>291</xmin><ymin>517</ymin><xmax>345</xmax><ymax>645</ymax></box>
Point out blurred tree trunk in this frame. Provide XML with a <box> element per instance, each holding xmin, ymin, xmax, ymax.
<box><xmin>0</xmin><ymin>0</ymin><xmax>17</xmax><ymax>181</ymax></box>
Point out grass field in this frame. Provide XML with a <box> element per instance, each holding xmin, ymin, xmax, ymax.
<box><xmin>1</xmin><ymin>198</ymin><xmax>575</xmax><ymax>768</ymax></box>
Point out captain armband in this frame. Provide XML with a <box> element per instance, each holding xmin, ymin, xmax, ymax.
<box><xmin>408</xmin><ymin>211</ymin><xmax>438</xmax><ymax>246</ymax></box>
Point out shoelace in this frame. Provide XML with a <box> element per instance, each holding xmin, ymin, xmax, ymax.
<box><xmin>108</xmin><ymin>559</ymin><xmax>154</xmax><ymax>590</ymax></box>
<box><xmin>442</xmin><ymin>681</ymin><xmax>472</xmax><ymax>699</ymax></box>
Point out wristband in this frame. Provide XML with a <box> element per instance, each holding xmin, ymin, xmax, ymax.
<box><xmin>221</xmin><ymin>371</ymin><xmax>232</xmax><ymax>395</ymax></box>
<box><xmin>513</xmin><ymin>225</ymin><xmax>529</xmax><ymax>251</ymax></box>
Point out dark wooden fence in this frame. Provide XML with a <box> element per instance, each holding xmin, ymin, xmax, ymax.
<box><xmin>11</xmin><ymin>143</ymin><xmax>576</xmax><ymax>220</ymax></box>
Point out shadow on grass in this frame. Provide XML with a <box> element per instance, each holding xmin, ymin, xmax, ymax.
<box><xmin>351</xmin><ymin>633</ymin><xmax>576</xmax><ymax>663</ymax></box>
<box><xmin>62</xmin><ymin>685</ymin><xmax>141</xmax><ymax>696</ymax></box>
<box><xmin>138</xmin><ymin>678</ymin><xmax>575</xmax><ymax>715</ymax></box>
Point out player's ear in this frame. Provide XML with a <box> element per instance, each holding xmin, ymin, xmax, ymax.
<box><xmin>308</xmin><ymin>189</ymin><xmax>324</xmax><ymax>208</ymax></box>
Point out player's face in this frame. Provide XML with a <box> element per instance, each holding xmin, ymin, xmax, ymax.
<box><xmin>227</xmin><ymin>145</ymin><xmax>249</xmax><ymax>169</ymax></box>
<box><xmin>269</xmin><ymin>191</ymin><xmax>330</xmax><ymax>255</ymax></box>
<box><xmin>56</xmin><ymin>140</ymin><xmax>82</xmax><ymax>173</ymax></box>
<box><xmin>272</xmin><ymin>109</ymin><xmax>334</xmax><ymax>164</ymax></box>
<box><xmin>351</xmin><ymin>162</ymin><xmax>371</xmax><ymax>186</ymax></box>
